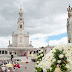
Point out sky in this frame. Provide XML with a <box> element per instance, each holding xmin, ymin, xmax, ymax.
<box><xmin>0</xmin><ymin>0</ymin><xmax>72</xmax><ymax>48</ymax></box>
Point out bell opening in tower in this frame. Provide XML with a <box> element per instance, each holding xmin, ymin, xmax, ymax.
<box><xmin>20</xmin><ymin>25</ymin><xmax>22</xmax><ymax>28</ymax></box>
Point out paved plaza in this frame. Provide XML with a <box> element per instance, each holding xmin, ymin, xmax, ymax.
<box><xmin>0</xmin><ymin>56</ymin><xmax>36</xmax><ymax>72</ymax></box>
<box><xmin>17</xmin><ymin>62</ymin><xmax>36</xmax><ymax>72</ymax></box>
<box><xmin>16</xmin><ymin>56</ymin><xmax>36</xmax><ymax>72</ymax></box>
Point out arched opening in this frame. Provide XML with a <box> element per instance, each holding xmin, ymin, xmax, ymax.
<box><xmin>5</xmin><ymin>51</ymin><xmax>7</xmax><ymax>54</ymax></box>
<box><xmin>20</xmin><ymin>25</ymin><xmax>22</xmax><ymax>28</ymax></box>
<box><xmin>2</xmin><ymin>50</ymin><xmax>4</xmax><ymax>54</ymax></box>
<box><xmin>0</xmin><ymin>50</ymin><xmax>1</xmax><ymax>54</ymax></box>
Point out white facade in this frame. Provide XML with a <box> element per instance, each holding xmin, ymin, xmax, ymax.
<box><xmin>8</xmin><ymin>8</ymin><xmax>33</xmax><ymax>56</ymax></box>
<box><xmin>9</xmin><ymin>9</ymin><xmax>29</xmax><ymax>47</ymax></box>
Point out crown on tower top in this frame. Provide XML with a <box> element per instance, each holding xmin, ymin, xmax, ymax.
<box><xmin>69</xmin><ymin>4</ymin><xmax>70</xmax><ymax>7</ymax></box>
<box><xmin>20</xmin><ymin>8</ymin><xmax>22</xmax><ymax>11</ymax></box>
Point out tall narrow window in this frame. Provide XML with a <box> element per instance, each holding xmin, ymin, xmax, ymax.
<box><xmin>2</xmin><ymin>50</ymin><xmax>4</xmax><ymax>54</ymax></box>
<box><xmin>5</xmin><ymin>51</ymin><xmax>7</xmax><ymax>54</ymax></box>
<box><xmin>0</xmin><ymin>51</ymin><xmax>1</xmax><ymax>54</ymax></box>
<box><xmin>20</xmin><ymin>25</ymin><xmax>22</xmax><ymax>28</ymax></box>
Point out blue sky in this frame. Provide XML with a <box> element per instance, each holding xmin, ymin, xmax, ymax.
<box><xmin>46</xmin><ymin>32</ymin><xmax>67</xmax><ymax>42</ymax></box>
<box><xmin>33</xmin><ymin>32</ymin><xmax>67</xmax><ymax>42</ymax></box>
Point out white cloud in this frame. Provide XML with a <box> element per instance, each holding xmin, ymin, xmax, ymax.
<box><xmin>0</xmin><ymin>36</ymin><xmax>11</xmax><ymax>48</ymax></box>
<box><xmin>0</xmin><ymin>0</ymin><xmax>70</xmax><ymax>36</ymax></box>
<box><xmin>0</xmin><ymin>35</ymin><xmax>68</xmax><ymax>48</ymax></box>
<box><xmin>30</xmin><ymin>36</ymin><xmax>48</xmax><ymax>48</ymax></box>
<box><xmin>49</xmin><ymin>37</ymin><xmax>68</xmax><ymax>46</ymax></box>
<box><xmin>30</xmin><ymin>34</ymin><xmax>68</xmax><ymax>48</ymax></box>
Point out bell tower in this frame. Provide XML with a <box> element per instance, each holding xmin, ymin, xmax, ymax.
<box><xmin>17</xmin><ymin>8</ymin><xmax>25</xmax><ymax>47</ymax></box>
<box><xmin>18</xmin><ymin>8</ymin><xmax>24</xmax><ymax>34</ymax></box>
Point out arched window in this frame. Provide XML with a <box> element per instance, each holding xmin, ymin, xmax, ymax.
<box><xmin>5</xmin><ymin>51</ymin><xmax>7</xmax><ymax>54</ymax></box>
<box><xmin>0</xmin><ymin>51</ymin><xmax>1</xmax><ymax>54</ymax></box>
<box><xmin>20</xmin><ymin>25</ymin><xmax>22</xmax><ymax>28</ymax></box>
<box><xmin>2</xmin><ymin>50</ymin><xmax>4</xmax><ymax>54</ymax></box>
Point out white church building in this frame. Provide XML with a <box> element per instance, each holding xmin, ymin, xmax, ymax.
<box><xmin>8</xmin><ymin>8</ymin><xmax>34</xmax><ymax>56</ymax></box>
<box><xmin>0</xmin><ymin>8</ymin><xmax>54</xmax><ymax>57</ymax></box>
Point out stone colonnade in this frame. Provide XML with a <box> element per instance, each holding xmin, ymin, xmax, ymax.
<box><xmin>0</xmin><ymin>50</ymin><xmax>8</xmax><ymax>55</ymax></box>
